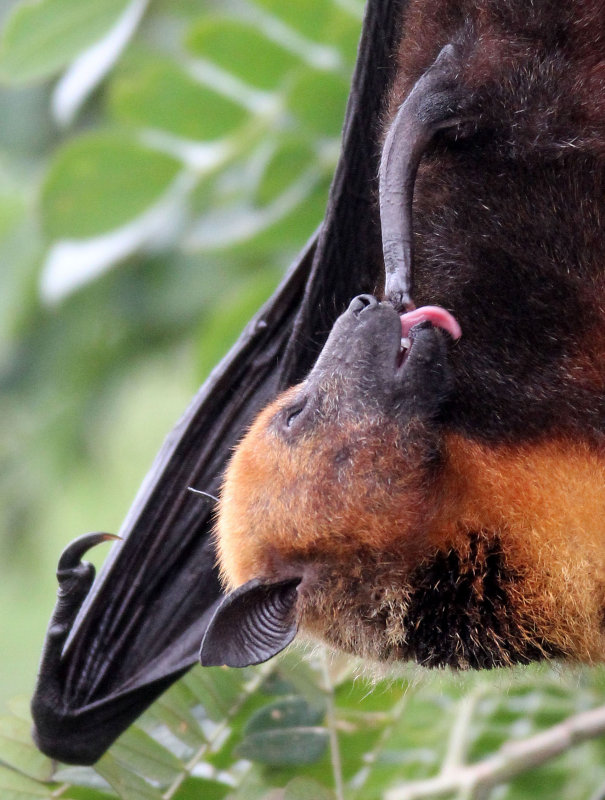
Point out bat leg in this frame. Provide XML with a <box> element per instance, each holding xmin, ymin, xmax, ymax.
<box><xmin>379</xmin><ymin>43</ymin><xmax>475</xmax><ymax>310</ymax></box>
<box><xmin>31</xmin><ymin>533</ymin><xmax>119</xmax><ymax>759</ymax></box>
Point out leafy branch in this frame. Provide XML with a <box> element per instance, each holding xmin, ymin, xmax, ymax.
<box><xmin>161</xmin><ymin>664</ymin><xmax>275</xmax><ymax>800</ymax></box>
<box><xmin>386</xmin><ymin>700</ymin><xmax>605</xmax><ymax>800</ymax></box>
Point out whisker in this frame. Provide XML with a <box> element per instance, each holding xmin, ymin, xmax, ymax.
<box><xmin>187</xmin><ymin>487</ymin><xmax>219</xmax><ymax>503</ymax></box>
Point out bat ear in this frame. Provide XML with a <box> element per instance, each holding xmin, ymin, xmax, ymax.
<box><xmin>199</xmin><ymin>578</ymin><xmax>301</xmax><ymax>667</ymax></box>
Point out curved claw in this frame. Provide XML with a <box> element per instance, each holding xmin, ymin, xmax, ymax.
<box><xmin>51</xmin><ymin>533</ymin><xmax>121</xmax><ymax>637</ymax></box>
<box><xmin>58</xmin><ymin>532</ymin><xmax>120</xmax><ymax>573</ymax></box>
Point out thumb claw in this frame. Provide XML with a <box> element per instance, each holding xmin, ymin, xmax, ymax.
<box><xmin>58</xmin><ymin>532</ymin><xmax>120</xmax><ymax>572</ymax></box>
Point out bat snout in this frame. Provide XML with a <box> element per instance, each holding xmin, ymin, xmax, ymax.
<box><xmin>306</xmin><ymin>295</ymin><xmax>456</xmax><ymax>426</ymax></box>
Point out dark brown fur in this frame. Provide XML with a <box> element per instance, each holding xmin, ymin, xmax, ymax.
<box><xmin>392</xmin><ymin>0</ymin><xmax>605</xmax><ymax>442</ymax></box>
<box><xmin>215</xmin><ymin>1</ymin><xmax>605</xmax><ymax>670</ymax></box>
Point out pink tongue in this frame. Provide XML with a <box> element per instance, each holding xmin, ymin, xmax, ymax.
<box><xmin>400</xmin><ymin>306</ymin><xmax>462</xmax><ymax>340</ymax></box>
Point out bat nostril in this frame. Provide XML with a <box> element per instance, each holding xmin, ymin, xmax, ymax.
<box><xmin>349</xmin><ymin>294</ymin><xmax>378</xmax><ymax>316</ymax></box>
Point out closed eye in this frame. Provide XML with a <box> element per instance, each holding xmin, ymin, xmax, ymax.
<box><xmin>276</xmin><ymin>396</ymin><xmax>309</xmax><ymax>437</ymax></box>
<box><xmin>285</xmin><ymin>404</ymin><xmax>305</xmax><ymax>427</ymax></box>
<box><xmin>281</xmin><ymin>394</ymin><xmax>310</xmax><ymax>431</ymax></box>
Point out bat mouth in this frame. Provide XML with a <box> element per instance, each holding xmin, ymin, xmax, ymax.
<box><xmin>396</xmin><ymin>333</ymin><xmax>412</xmax><ymax>368</ymax></box>
<box><xmin>396</xmin><ymin>305</ymin><xmax>461</xmax><ymax>368</ymax></box>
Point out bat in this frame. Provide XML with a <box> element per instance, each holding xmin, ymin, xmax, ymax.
<box><xmin>32</xmin><ymin>0</ymin><xmax>605</xmax><ymax>766</ymax></box>
<box><xmin>31</xmin><ymin>0</ymin><xmax>405</xmax><ymax>765</ymax></box>
<box><xmin>201</xmin><ymin>0</ymin><xmax>605</xmax><ymax>672</ymax></box>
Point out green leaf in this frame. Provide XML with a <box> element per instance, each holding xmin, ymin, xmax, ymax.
<box><xmin>0</xmin><ymin>0</ymin><xmax>130</xmax><ymax>85</ymax></box>
<box><xmin>224</xmin><ymin>766</ymin><xmax>277</xmax><ymax>800</ymax></box>
<box><xmin>237</xmin><ymin>727</ymin><xmax>328</xmax><ymax>766</ymax></box>
<box><xmin>5</xmin><ymin>699</ymin><xmax>34</xmax><ymax>725</ymax></box>
<box><xmin>109</xmin><ymin>727</ymin><xmax>182</xmax><ymax>786</ymax></box>
<box><xmin>172</xmin><ymin>777</ymin><xmax>230</xmax><ymax>800</ymax></box>
<box><xmin>0</xmin><ymin>83</ymin><xmax>55</xmax><ymax>154</ymax></box>
<box><xmin>53</xmin><ymin>765</ymin><xmax>116</xmax><ymax>795</ymax></box>
<box><xmin>287</xmin><ymin>69</ymin><xmax>349</xmax><ymax>138</ymax></box>
<box><xmin>160</xmin><ymin>679</ymin><xmax>207</xmax><ymax>734</ymax></box>
<box><xmin>95</xmin><ymin>753</ymin><xmax>164</xmax><ymax>800</ymax></box>
<box><xmin>186</xmin><ymin>17</ymin><xmax>300</xmax><ymax>91</ymax></box>
<box><xmin>237</xmin><ymin>697</ymin><xmax>328</xmax><ymax>766</ymax></box>
<box><xmin>140</xmin><ymin>684</ymin><xmax>206</xmax><ymax>752</ymax></box>
<box><xmin>272</xmin><ymin>654</ymin><xmax>331</xmax><ymax>710</ymax></box>
<box><xmin>251</xmin><ymin>0</ymin><xmax>331</xmax><ymax>42</ymax></box>
<box><xmin>324</xmin><ymin>10</ymin><xmax>364</xmax><ymax>68</ymax></box>
<box><xmin>283</xmin><ymin>777</ymin><xmax>334</xmax><ymax>800</ymax></box>
<box><xmin>240</xmin><ymin>179</ymin><xmax>328</xmax><ymax>253</ymax></box>
<box><xmin>0</xmin><ymin>183</ymin><xmax>26</xmax><ymax>242</ymax></box>
<box><xmin>244</xmin><ymin>697</ymin><xmax>325</xmax><ymax>734</ymax></box>
<box><xmin>0</xmin><ymin>764</ymin><xmax>52</xmax><ymax>799</ymax></box>
<box><xmin>151</xmin><ymin>0</ymin><xmax>209</xmax><ymax>18</ymax></box>
<box><xmin>0</xmin><ymin>715</ymin><xmax>54</xmax><ymax>783</ymax></box>
<box><xmin>195</xmin><ymin>268</ymin><xmax>281</xmax><ymax>380</ymax></box>
<box><xmin>183</xmin><ymin>666</ymin><xmax>251</xmax><ymax>722</ymax></box>
<box><xmin>255</xmin><ymin>139</ymin><xmax>315</xmax><ymax>207</ymax></box>
<box><xmin>334</xmin><ymin>677</ymin><xmax>407</xmax><ymax>713</ymax></box>
<box><xmin>261</xmin><ymin>674</ymin><xmax>297</xmax><ymax>698</ymax></box>
<box><xmin>109</xmin><ymin>59</ymin><xmax>248</xmax><ymax>141</ymax></box>
<box><xmin>41</xmin><ymin>132</ymin><xmax>181</xmax><ymax>239</ymax></box>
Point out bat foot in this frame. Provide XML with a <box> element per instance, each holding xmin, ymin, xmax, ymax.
<box><xmin>52</xmin><ymin>533</ymin><xmax>120</xmax><ymax>635</ymax></box>
<box><xmin>383</xmin><ymin>278</ymin><xmax>414</xmax><ymax>313</ymax></box>
<box><xmin>32</xmin><ymin>532</ymin><xmax>121</xmax><ymax>763</ymax></box>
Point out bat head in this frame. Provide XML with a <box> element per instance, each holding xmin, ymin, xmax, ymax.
<box><xmin>201</xmin><ymin>294</ymin><xmax>456</xmax><ymax>667</ymax></box>
<box><xmin>201</xmin><ymin>293</ymin><xmax>605</xmax><ymax>671</ymax></box>
<box><xmin>213</xmin><ymin>294</ymin><xmax>457</xmax><ymax>592</ymax></box>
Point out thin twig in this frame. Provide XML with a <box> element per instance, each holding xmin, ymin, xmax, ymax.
<box><xmin>386</xmin><ymin>703</ymin><xmax>605</xmax><ymax>800</ymax></box>
<box><xmin>348</xmin><ymin>692</ymin><xmax>409</xmax><ymax>796</ymax></box>
<box><xmin>441</xmin><ymin>687</ymin><xmax>486</xmax><ymax>774</ymax></box>
<box><xmin>320</xmin><ymin>650</ymin><xmax>346</xmax><ymax>800</ymax></box>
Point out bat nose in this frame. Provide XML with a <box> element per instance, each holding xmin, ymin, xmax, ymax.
<box><xmin>348</xmin><ymin>294</ymin><xmax>379</xmax><ymax>316</ymax></box>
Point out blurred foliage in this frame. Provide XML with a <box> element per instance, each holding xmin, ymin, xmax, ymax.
<box><xmin>1</xmin><ymin>0</ymin><xmax>604</xmax><ymax>798</ymax></box>
<box><xmin>3</xmin><ymin>655</ymin><xmax>605</xmax><ymax>799</ymax></box>
<box><xmin>0</xmin><ymin>0</ymin><xmax>352</xmax><ymax>708</ymax></box>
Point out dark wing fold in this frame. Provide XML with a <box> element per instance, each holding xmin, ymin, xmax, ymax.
<box><xmin>31</xmin><ymin>0</ymin><xmax>406</xmax><ymax>765</ymax></box>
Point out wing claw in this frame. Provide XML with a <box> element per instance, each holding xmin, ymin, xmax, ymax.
<box><xmin>58</xmin><ymin>532</ymin><xmax>120</xmax><ymax>573</ymax></box>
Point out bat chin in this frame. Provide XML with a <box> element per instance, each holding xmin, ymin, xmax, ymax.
<box><xmin>296</xmin><ymin>540</ymin><xmax>563</xmax><ymax>671</ymax></box>
<box><xmin>204</xmin><ymin>528</ymin><xmax>578</xmax><ymax>673</ymax></box>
